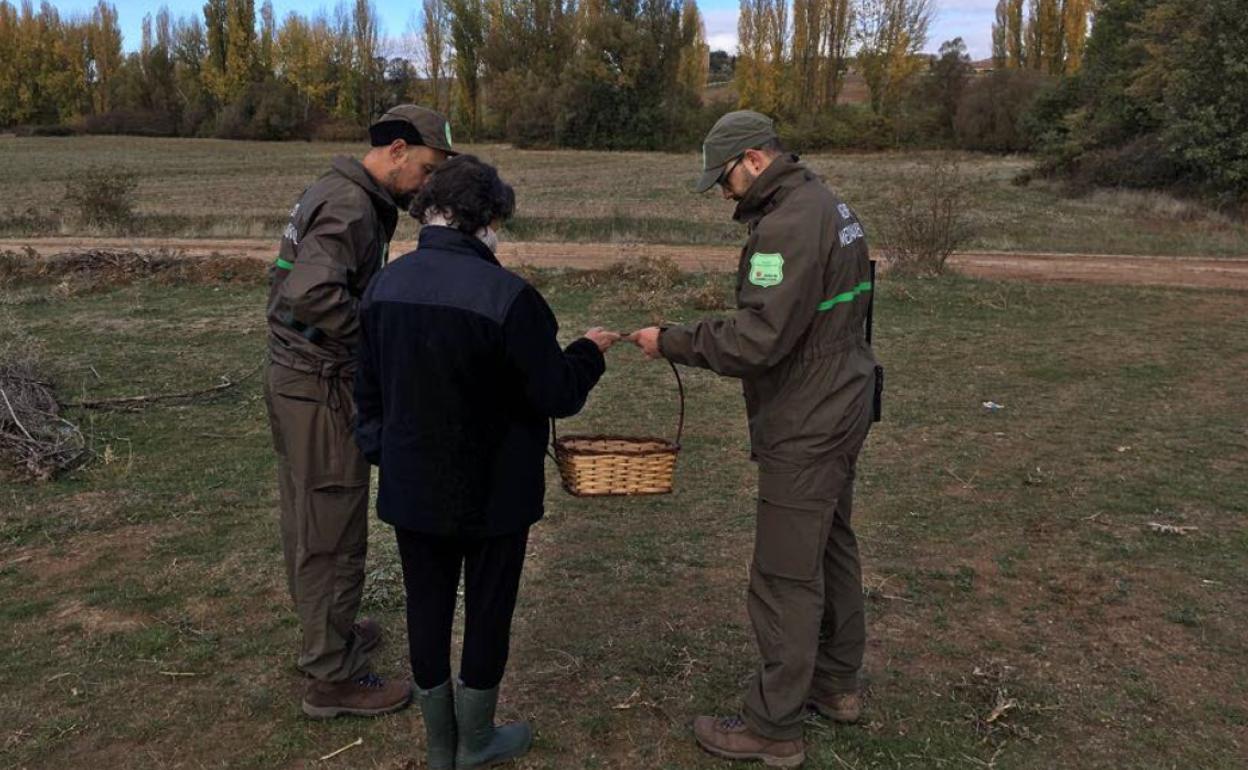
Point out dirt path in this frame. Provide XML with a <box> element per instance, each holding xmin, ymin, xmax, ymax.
<box><xmin>5</xmin><ymin>236</ymin><xmax>1247</xmax><ymax>290</ymax></box>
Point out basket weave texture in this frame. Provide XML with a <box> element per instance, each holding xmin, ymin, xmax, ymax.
<box><xmin>553</xmin><ymin>361</ymin><xmax>684</xmax><ymax>497</ymax></box>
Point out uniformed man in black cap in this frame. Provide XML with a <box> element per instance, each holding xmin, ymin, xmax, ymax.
<box><xmin>264</xmin><ymin>104</ymin><xmax>455</xmax><ymax>718</ymax></box>
<box><xmin>630</xmin><ymin>110</ymin><xmax>879</xmax><ymax>766</ymax></box>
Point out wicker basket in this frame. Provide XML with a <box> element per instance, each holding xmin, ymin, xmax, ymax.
<box><xmin>552</xmin><ymin>361</ymin><xmax>684</xmax><ymax>497</ymax></box>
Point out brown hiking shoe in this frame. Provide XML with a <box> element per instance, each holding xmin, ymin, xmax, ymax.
<box><xmin>352</xmin><ymin>617</ymin><xmax>382</xmax><ymax>654</ymax></box>
<box><xmin>301</xmin><ymin>672</ymin><xmax>412</xmax><ymax>719</ymax></box>
<box><xmin>808</xmin><ymin>691</ymin><xmax>862</xmax><ymax>723</ymax></box>
<box><xmin>693</xmin><ymin>715</ymin><xmax>805</xmax><ymax>768</ymax></box>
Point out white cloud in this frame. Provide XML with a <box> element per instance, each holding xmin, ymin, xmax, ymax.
<box><xmin>703</xmin><ymin>8</ymin><xmax>739</xmax><ymax>54</ymax></box>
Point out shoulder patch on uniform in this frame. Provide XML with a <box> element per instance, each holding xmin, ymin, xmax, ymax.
<box><xmin>748</xmin><ymin>252</ymin><xmax>784</xmax><ymax>287</ymax></box>
<box><xmin>839</xmin><ymin>222</ymin><xmax>865</xmax><ymax>247</ymax></box>
<box><xmin>837</xmin><ymin>203</ymin><xmax>852</xmax><ymax>220</ymax></box>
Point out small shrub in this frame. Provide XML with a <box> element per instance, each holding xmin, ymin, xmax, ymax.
<box><xmin>63</xmin><ymin>167</ymin><xmax>139</xmax><ymax>229</ymax></box>
<box><xmin>877</xmin><ymin>155</ymin><xmax>975</xmax><ymax>277</ymax></box>
<box><xmin>0</xmin><ymin>206</ymin><xmax>59</xmax><ymax>235</ymax></box>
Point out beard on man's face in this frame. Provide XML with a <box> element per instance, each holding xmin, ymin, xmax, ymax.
<box><xmin>390</xmin><ymin>190</ymin><xmax>414</xmax><ymax>211</ymax></box>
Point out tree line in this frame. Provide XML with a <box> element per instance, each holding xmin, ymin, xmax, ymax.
<box><xmin>1</xmin><ymin>0</ymin><xmax>1242</xmax><ymax>202</ymax></box>
<box><xmin>728</xmin><ymin>0</ymin><xmax>1048</xmax><ymax>151</ymax></box>
<box><xmin>991</xmin><ymin>0</ymin><xmax>1092</xmax><ymax>75</ymax></box>
<box><xmin>0</xmin><ymin>0</ymin><xmax>710</xmax><ymax>148</ymax></box>
<box><xmin>1029</xmin><ymin>0</ymin><xmax>1247</xmax><ymax>201</ymax></box>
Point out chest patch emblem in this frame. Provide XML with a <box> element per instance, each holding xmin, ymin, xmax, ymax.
<box><xmin>748</xmin><ymin>252</ymin><xmax>785</xmax><ymax>287</ymax></box>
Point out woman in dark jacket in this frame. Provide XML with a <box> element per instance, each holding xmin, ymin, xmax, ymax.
<box><xmin>355</xmin><ymin>155</ymin><xmax>617</xmax><ymax>769</ymax></box>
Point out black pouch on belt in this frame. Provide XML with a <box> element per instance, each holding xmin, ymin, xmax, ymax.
<box><xmin>872</xmin><ymin>364</ymin><xmax>884</xmax><ymax>423</ymax></box>
<box><xmin>865</xmin><ymin>259</ymin><xmax>883</xmax><ymax>423</ymax></box>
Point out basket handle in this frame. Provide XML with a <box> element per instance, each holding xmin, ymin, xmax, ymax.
<box><xmin>548</xmin><ymin>358</ymin><xmax>685</xmax><ymax>455</ymax></box>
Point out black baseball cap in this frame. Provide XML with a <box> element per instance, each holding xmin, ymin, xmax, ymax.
<box><xmin>369</xmin><ymin>104</ymin><xmax>458</xmax><ymax>155</ymax></box>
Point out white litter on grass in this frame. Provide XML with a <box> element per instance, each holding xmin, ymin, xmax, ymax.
<box><xmin>318</xmin><ymin>737</ymin><xmax>363</xmax><ymax>762</ymax></box>
<box><xmin>982</xmin><ymin>401</ymin><xmax>1005</xmax><ymax>411</ymax></box>
<box><xmin>1147</xmin><ymin>522</ymin><xmax>1197</xmax><ymax>536</ymax></box>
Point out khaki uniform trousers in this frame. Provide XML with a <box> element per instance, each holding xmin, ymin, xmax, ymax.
<box><xmin>264</xmin><ymin>361</ymin><xmax>372</xmax><ymax>682</ymax></box>
<box><xmin>741</xmin><ymin>450</ymin><xmax>866</xmax><ymax>741</ymax></box>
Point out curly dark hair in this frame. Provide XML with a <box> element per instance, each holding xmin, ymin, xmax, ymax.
<box><xmin>413</xmin><ymin>154</ymin><xmax>516</xmax><ymax>234</ymax></box>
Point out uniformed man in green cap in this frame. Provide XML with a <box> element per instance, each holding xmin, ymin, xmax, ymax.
<box><xmin>265</xmin><ymin>104</ymin><xmax>455</xmax><ymax>718</ymax></box>
<box><xmin>629</xmin><ymin>110</ymin><xmax>879</xmax><ymax>766</ymax></box>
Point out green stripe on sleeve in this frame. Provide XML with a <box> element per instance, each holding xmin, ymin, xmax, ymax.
<box><xmin>275</xmin><ymin>257</ymin><xmax>294</xmax><ymax>270</ymax></box>
<box><xmin>817</xmin><ymin>281</ymin><xmax>873</xmax><ymax>311</ymax></box>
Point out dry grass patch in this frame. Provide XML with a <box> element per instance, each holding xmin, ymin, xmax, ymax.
<box><xmin>4</xmin><ymin>136</ymin><xmax>1247</xmax><ymax>256</ymax></box>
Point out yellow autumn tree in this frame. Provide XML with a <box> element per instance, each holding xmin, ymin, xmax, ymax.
<box><xmin>87</xmin><ymin>1</ymin><xmax>122</xmax><ymax>114</ymax></box>
<box><xmin>855</xmin><ymin>0</ymin><xmax>932</xmax><ymax>115</ymax></box>
<box><xmin>1061</xmin><ymin>0</ymin><xmax>1091</xmax><ymax>74</ymax></box>
<box><xmin>789</xmin><ymin>0</ymin><xmax>821</xmax><ymax>112</ymax></box>
<box><xmin>1024</xmin><ymin>0</ymin><xmax>1063</xmax><ymax>73</ymax></box>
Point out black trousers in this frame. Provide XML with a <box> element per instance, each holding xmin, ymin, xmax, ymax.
<box><xmin>395</xmin><ymin>526</ymin><xmax>529</xmax><ymax>691</ymax></box>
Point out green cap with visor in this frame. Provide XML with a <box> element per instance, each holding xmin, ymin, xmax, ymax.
<box><xmin>695</xmin><ymin>110</ymin><xmax>778</xmax><ymax>193</ymax></box>
<box><xmin>369</xmin><ymin>104</ymin><xmax>458</xmax><ymax>156</ymax></box>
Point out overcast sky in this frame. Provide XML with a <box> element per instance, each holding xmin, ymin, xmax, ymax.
<box><xmin>52</xmin><ymin>0</ymin><xmax>999</xmax><ymax>60</ymax></box>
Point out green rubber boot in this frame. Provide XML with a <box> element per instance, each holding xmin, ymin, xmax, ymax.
<box><xmin>454</xmin><ymin>680</ymin><xmax>532</xmax><ymax>769</ymax></box>
<box><xmin>416</xmin><ymin>680</ymin><xmax>457</xmax><ymax>770</ymax></box>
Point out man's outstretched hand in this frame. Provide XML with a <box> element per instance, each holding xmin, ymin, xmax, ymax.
<box><xmin>627</xmin><ymin>327</ymin><xmax>663</xmax><ymax>360</ymax></box>
<box><xmin>583</xmin><ymin>327</ymin><xmax>621</xmax><ymax>353</ymax></box>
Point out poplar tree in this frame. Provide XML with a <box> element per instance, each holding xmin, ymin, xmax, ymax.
<box><xmin>447</xmin><ymin>0</ymin><xmax>485</xmax><ymax>137</ymax></box>
<box><xmin>677</xmin><ymin>0</ymin><xmax>709</xmax><ymax>98</ymax></box>
<box><xmin>823</xmin><ymin>0</ymin><xmax>853</xmax><ymax>107</ymax></box>
<box><xmin>855</xmin><ymin>0</ymin><xmax>933</xmax><ymax>115</ymax></box>
<box><xmin>790</xmin><ymin>0</ymin><xmax>821</xmax><ymax>112</ymax></box>
<box><xmin>223</xmin><ymin>0</ymin><xmax>257</xmax><ymax>101</ymax></box>
<box><xmin>992</xmin><ymin>0</ymin><xmax>1008</xmax><ymax>67</ymax></box>
<box><xmin>1061</xmin><ymin>0</ymin><xmax>1091</xmax><ymax>74</ymax></box>
<box><xmin>88</xmin><ymin>1</ymin><xmax>122</xmax><ymax>114</ymax></box>
<box><xmin>418</xmin><ymin>0</ymin><xmax>450</xmax><ymax>114</ymax></box>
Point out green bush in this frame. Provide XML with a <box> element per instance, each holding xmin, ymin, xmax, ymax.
<box><xmin>83</xmin><ymin>109</ymin><xmax>177</xmax><ymax>137</ymax></box>
<box><xmin>14</xmin><ymin>124</ymin><xmax>78</xmax><ymax>137</ymax></box>
<box><xmin>954</xmin><ymin>70</ymin><xmax>1053</xmax><ymax>153</ymax></box>
<box><xmin>1029</xmin><ymin>0</ymin><xmax>1248</xmax><ymax>202</ymax></box>
<box><xmin>215</xmin><ymin>80</ymin><xmax>308</xmax><ymax>141</ymax></box>
<box><xmin>778</xmin><ymin>107</ymin><xmax>895</xmax><ymax>152</ymax></box>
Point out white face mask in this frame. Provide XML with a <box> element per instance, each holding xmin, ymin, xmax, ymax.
<box><xmin>477</xmin><ymin>226</ymin><xmax>499</xmax><ymax>253</ymax></box>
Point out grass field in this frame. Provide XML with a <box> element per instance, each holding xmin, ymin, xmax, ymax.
<box><xmin>1</xmin><ymin>262</ymin><xmax>1245</xmax><ymax>769</ymax></box>
<box><xmin>2</xmin><ymin>135</ymin><xmax>1247</xmax><ymax>257</ymax></box>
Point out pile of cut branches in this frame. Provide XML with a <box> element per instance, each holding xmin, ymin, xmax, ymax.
<box><xmin>1</xmin><ymin>248</ymin><xmax>265</xmax><ymax>288</ymax></box>
<box><xmin>0</xmin><ymin>334</ymin><xmax>87</xmax><ymax>480</ymax></box>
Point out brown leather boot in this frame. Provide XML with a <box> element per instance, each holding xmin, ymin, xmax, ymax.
<box><xmin>352</xmin><ymin>617</ymin><xmax>382</xmax><ymax>654</ymax></box>
<box><xmin>808</xmin><ymin>691</ymin><xmax>862</xmax><ymax>723</ymax></box>
<box><xmin>301</xmin><ymin>672</ymin><xmax>412</xmax><ymax>719</ymax></box>
<box><xmin>692</xmin><ymin>715</ymin><xmax>805</xmax><ymax>767</ymax></box>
